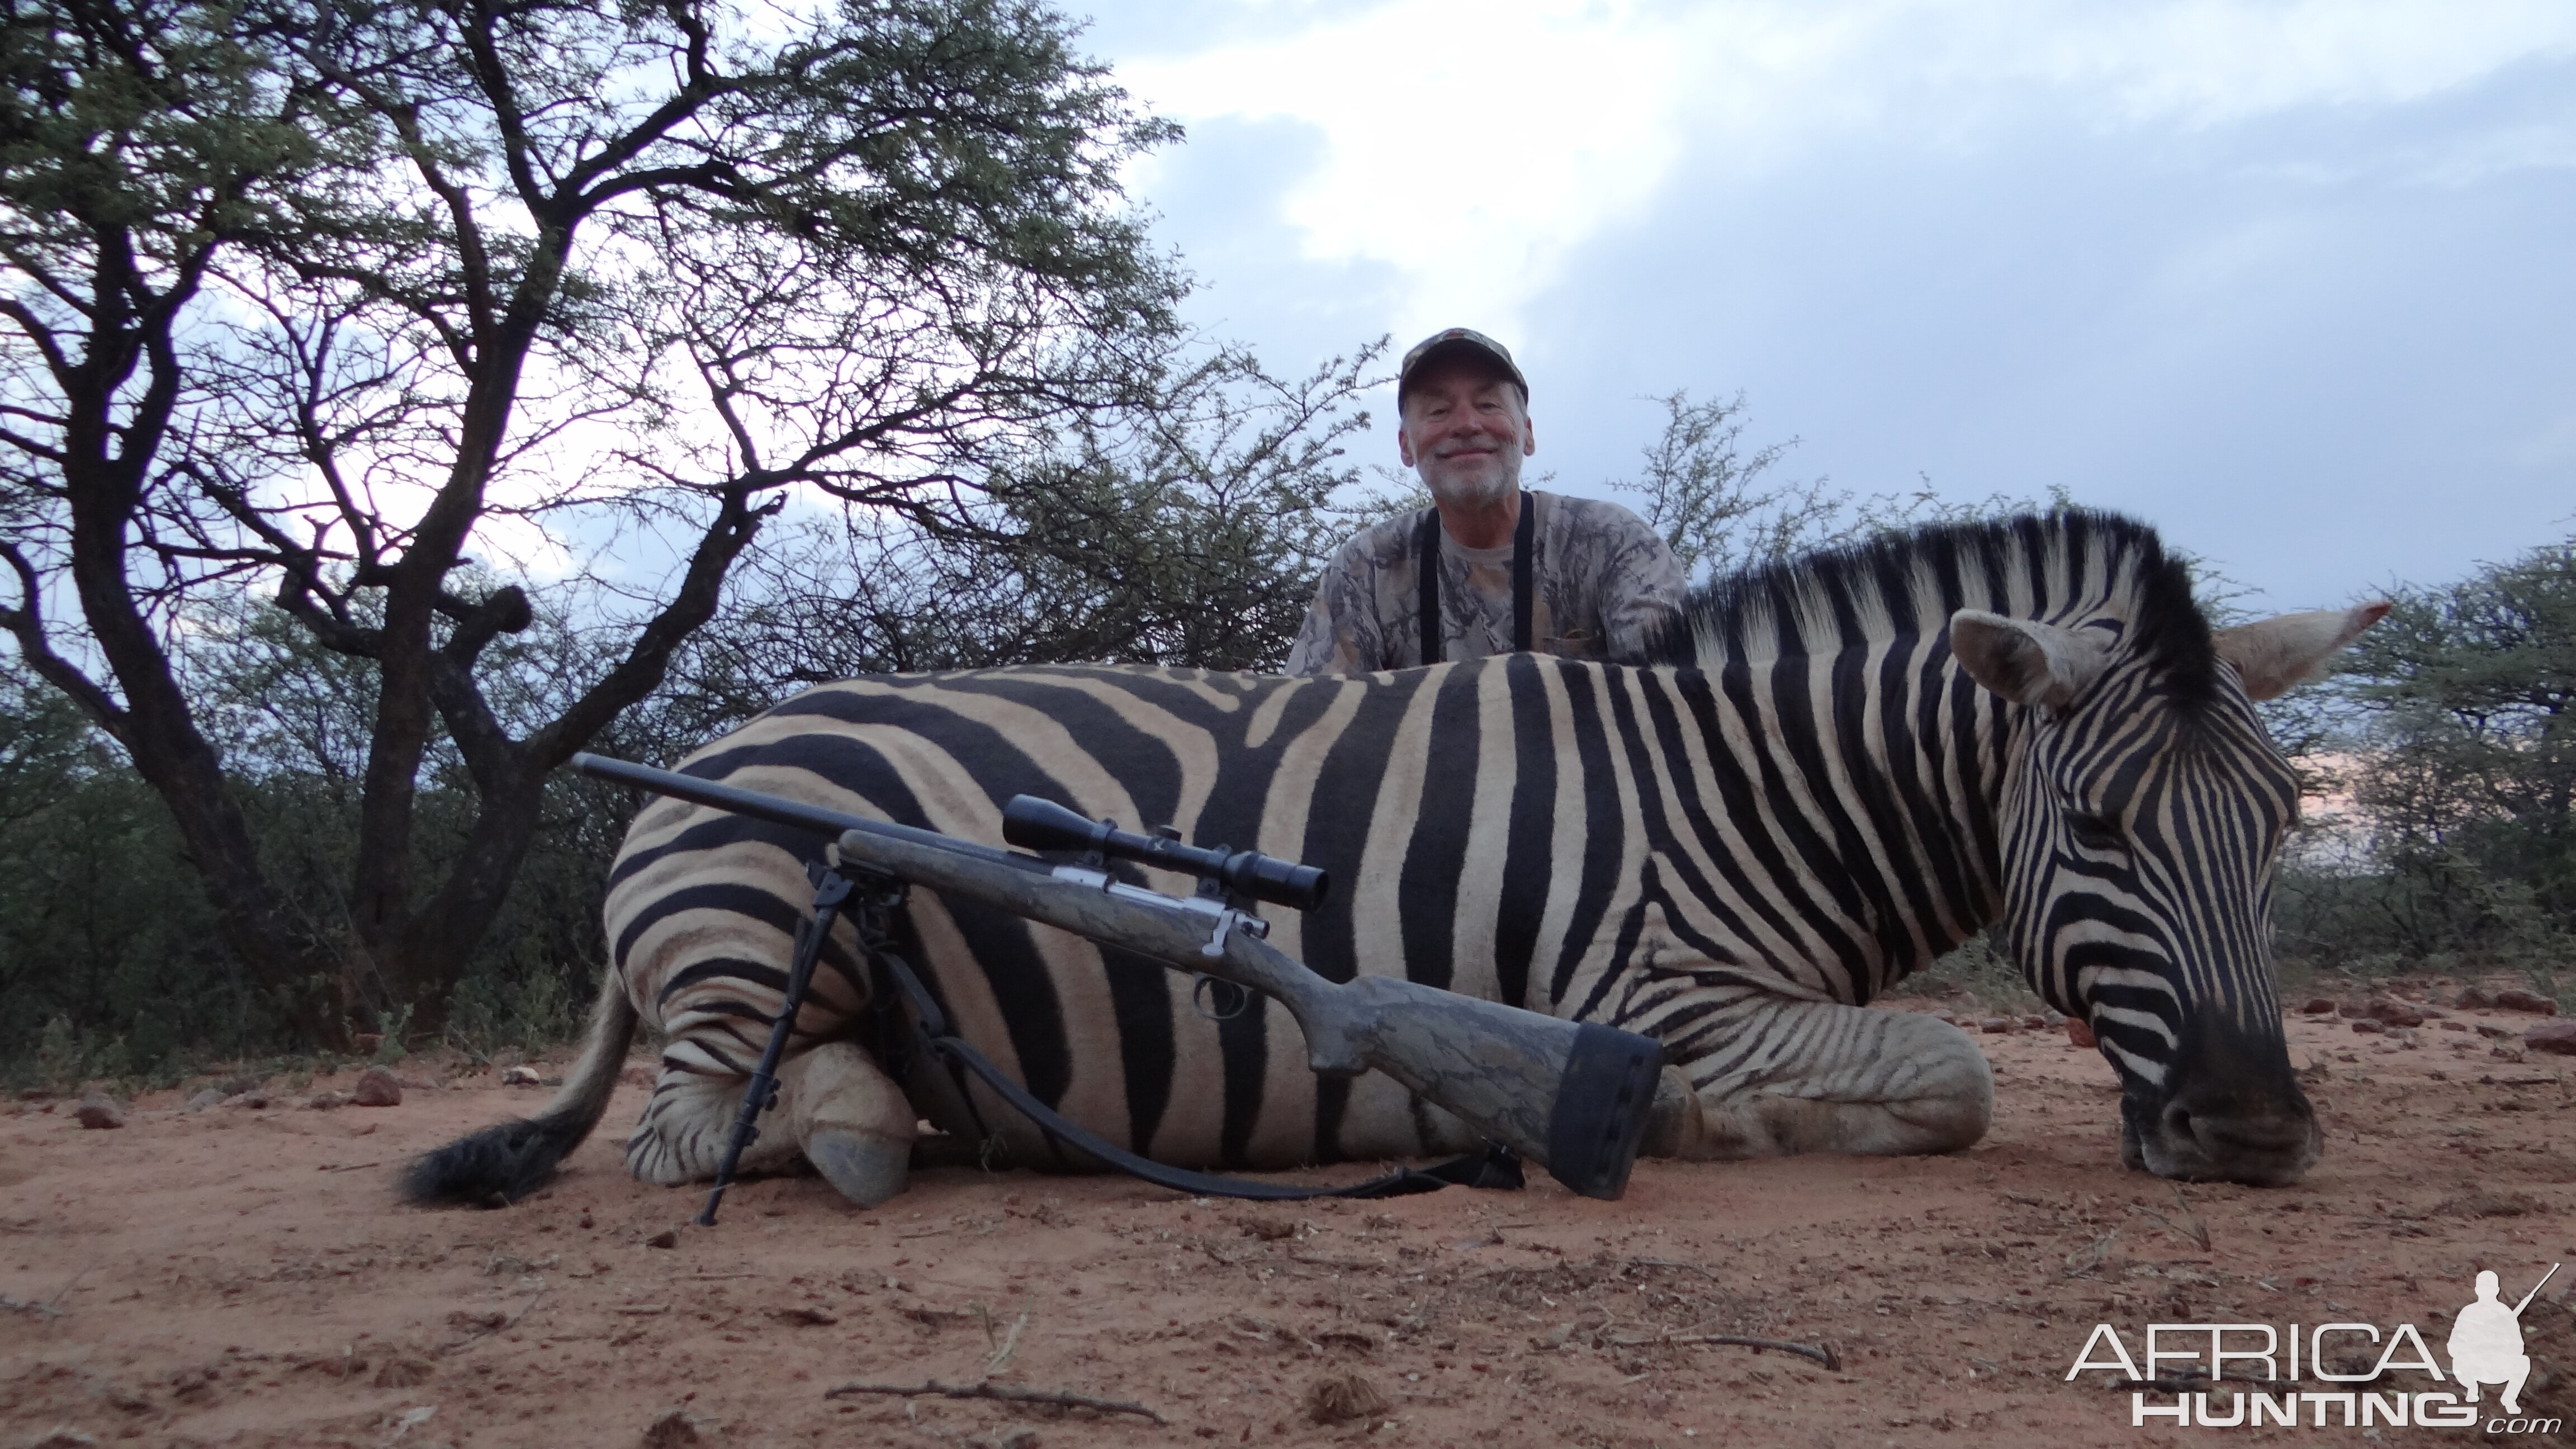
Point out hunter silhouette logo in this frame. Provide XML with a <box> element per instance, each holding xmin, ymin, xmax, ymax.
<box><xmin>2451</xmin><ymin>1265</ymin><xmax>2558</xmax><ymax>1418</ymax></box>
<box><xmin>2066</xmin><ymin>1261</ymin><xmax>2565</xmax><ymax>1431</ymax></box>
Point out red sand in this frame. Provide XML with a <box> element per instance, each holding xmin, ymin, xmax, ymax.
<box><xmin>4</xmin><ymin>1001</ymin><xmax>2569</xmax><ymax>1448</ymax></box>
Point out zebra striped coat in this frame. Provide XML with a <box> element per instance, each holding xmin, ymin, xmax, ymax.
<box><xmin>406</xmin><ymin>512</ymin><xmax>2377</xmax><ymax>1207</ymax></box>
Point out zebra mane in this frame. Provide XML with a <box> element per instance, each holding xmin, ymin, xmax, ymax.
<box><xmin>1654</xmin><ymin>509</ymin><xmax>2219</xmax><ymax>705</ymax></box>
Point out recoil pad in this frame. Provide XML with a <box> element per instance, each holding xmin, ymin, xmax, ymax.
<box><xmin>1544</xmin><ymin>1022</ymin><xmax>1664</xmax><ymax>1201</ymax></box>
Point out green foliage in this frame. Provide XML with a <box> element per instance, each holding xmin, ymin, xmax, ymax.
<box><xmin>0</xmin><ymin>661</ymin><xmax>258</xmax><ymax>1088</ymax></box>
<box><xmin>2274</xmin><ymin>537</ymin><xmax>2576</xmax><ymax>979</ymax></box>
<box><xmin>2</xmin><ymin>0</ymin><xmax>1195</xmax><ymax>1039</ymax></box>
<box><xmin>1616</xmin><ymin>391</ymin><xmax>2054</xmax><ymax>583</ymax></box>
<box><xmin>657</xmin><ymin>345</ymin><xmax>1393</xmax><ymax>723</ymax></box>
<box><xmin>1884</xmin><ymin>932</ymin><xmax>2043</xmax><ymax>1012</ymax></box>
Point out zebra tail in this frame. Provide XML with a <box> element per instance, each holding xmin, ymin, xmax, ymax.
<box><xmin>398</xmin><ymin>969</ymin><xmax>640</xmax><ymax>1208</ymax></box>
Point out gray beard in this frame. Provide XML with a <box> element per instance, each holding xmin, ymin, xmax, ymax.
<box><xmin>1425</xmin><ymin>460</ymin><xmax>1519</xmax><ymax>512</ymax></box>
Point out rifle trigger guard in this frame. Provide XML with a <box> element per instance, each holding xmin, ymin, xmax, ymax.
<box><xmin>1191</xmin><ymin>974</ymin><xmax>1251</xmax><ymax>1022</ymax></box>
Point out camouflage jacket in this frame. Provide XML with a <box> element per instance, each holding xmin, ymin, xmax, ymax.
<box><xmin>1285</xmin><ymin>490</ymin><xmax>1685</xmax><ymax>675</ymax></box>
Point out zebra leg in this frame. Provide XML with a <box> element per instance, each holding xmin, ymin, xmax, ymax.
<box><xmin>625</xmin><ymin>1057</ymin><xmax>808</xmax><ymax>1186</ymax></box>
<box><xmin>623</xmin><ymin>1041</ymin><xmax>914</xmax><ymax>1203</ymax></box>
<box><xmin>1638</xmin><ymin>995</ymin><xmax>1993</xmax><ymax>1160</ymax></box>
<box><xmin>785</xmin><ymin>1040</ymin><xmax>916</xmax><ymax>1208</ymax></box>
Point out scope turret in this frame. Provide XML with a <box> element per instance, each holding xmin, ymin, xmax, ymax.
<box><xmin>1001</xmin><ymin>795</ymin><xmax>1329</xmax><ymax>913</ymax></box>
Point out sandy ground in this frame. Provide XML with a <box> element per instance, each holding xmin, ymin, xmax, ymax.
<box><xmin>4</xmin><ymin>995</ymin><xmax>2572</xmax><ymax>1449</ymax></box>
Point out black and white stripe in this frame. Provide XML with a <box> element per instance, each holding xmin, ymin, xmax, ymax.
<box><xmin>414</xmin><ymin>509</ymin><xmax>2346</xmax><ymax>1201</ymax></box>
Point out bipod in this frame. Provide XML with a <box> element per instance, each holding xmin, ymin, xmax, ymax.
<box><xmin>695</xmin><ymin>854</ymin><xmax>857</xmax><ymax>1227</ymax></box>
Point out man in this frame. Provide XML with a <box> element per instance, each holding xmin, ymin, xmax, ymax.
<box><xmin>1285</xmin><ymin>328</ymin><xmax>1684</xmax><ymax>676</ymax></box>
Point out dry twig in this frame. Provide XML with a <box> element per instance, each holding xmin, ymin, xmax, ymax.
<box><xmin>984</xmin><ymin>1310</ymin><xmax>1029</xmax><ymax>1377</ymax></box>
<box><xmin>2063</xmin><ymin>1230</ymin><xmax>2120</xmax><ymax>1278</ymax></box>
<box><xmin>822</xmin><ymin>1377</ymin><xmax>1164</xmax><ymax>1424</ymax></box>
<box><xmin>1603</xmin><ymin>1330</ymin><xmax>1841</xmax><ymax>1371</ymax></box>
<box><xmin>2128</xmin><ymin>1186</ymin><xmax>2211</xmax><ymax>1252</ymax></box>
<box><xmin>1622</xmin><ymin>1257</ymin><xmax>1723</xmax><ymax>1282</ymax></box>
<box><xmin>439</xmin><ymin>1280</ymin><xmax>547</xmax><ymax>1351</ymax></box>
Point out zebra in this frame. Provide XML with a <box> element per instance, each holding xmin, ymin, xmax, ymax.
<box><xmin>404</xmin><ymin>510</ymin><xmax>2384</xmax><ymax>1209</ymax></box>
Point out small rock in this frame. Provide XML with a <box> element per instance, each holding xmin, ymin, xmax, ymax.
<box><xmin>306</xmin><ymin>1091</ymin><xmax>350</xmax><ymax>1111</ymax></box>
<box><xmin>2349</xmin><ymin>1018</ymin><xmax>2385</xmax><ymax>1035</ymax></box>
<box><xmin>642</xmin><ymin>1408</ymin><xmax>705</xmax><ymax>1448</ymax></box>
<box><xmin>1305</xmin><ymin>1372</ymin><xmax>1390</xmax><ymax>1425</ymax></box>
<box><xmin>2300</xmin><ymin>997</ymin><xmax>2337</xmax><ymax>1015</ymax></box>
<box><xmin>2476</xmin><ymin>1022</ymin><xmax>2515</xmax><ymax>1039</ymax></box>
<box><xmin>1234</xmin><ymin>1211</ymin><xmax>1298</xmax><ymax>1240</ymax></box>
<box><xmin>223</xmin><ymin>1090</ymin><xmax>268</xmax><ymax>1110</ymax></box>
<box><xmin>2367</xmin><ymin>1000</ymin><xmax>2425</xmax><ymax>1029</ymax></box>
<box><xmin>2044</xmin><ymin>1009</ymin><xmax>2067</xmax><ymax>1025</ymax></box>
<box><xmin>619</xmin><ymin>1062</ymin><xmax>655</xmax><ymax>1088</ymax></box>
<box><xmin>182</xmin><ymin>1088</ymin><xmax>223</xmax><ymax>1114</ymax></box>
<box><xmin>2020</xmin><ymin>1013</ymin><xmax>2047</xmax><ymax>1029</ymax></box>
<box><xmin>75</xmin><ymin>1095</ymin><xmax>125</xmax><ymax>1130</ymax></box>
<box><xmin>217</xmin><ymin>1074</ymin><xmax>262</xmax><ymax>1096</ymax></box>
<box><xmin>1978</xmin><ymin>1016</ymin><xmax>2013</xmax><ymax>1034</ymax></box>
<box><xmin>773</xmin><ymin>1306</ymin><xmax>839</xmax><ymax>1325</ymax></box>
<box><xmin>2493</xmin><ymin>988</ymin><xmax>2560</xmax><ymax>1016</ymax></box>
<box><xmin>2440</xmin><ymin>1020</ymin><xmax>2468</xmax><ymax>1033</ymax></box>
<box><xmin>503</xmin><ymin>1065</ymin><xmax>542</xmax><ymax>1087</ymax></box>
<box><xmin>2337</xmin><ymin>1001</ymin><xmax>2367</xmax><ymax>1019</ymax></box>
<box><xmin>23</xmin><ymin>1428</ymin><xmax>97</xmax><ymax>1449</ymax></box>
<box><xmin>1930</xmin><ymin>1009</ymin><xmax>1958</xmax><ymax>1025</ymax></box>
<box><xmin>2434</xmin><ymin>1188</ymin><xmax>2537</xmax><ymax>1219</ymax></box>
<box><xmin>2490</xmin><ymin>1044</ymin><xmax>2527</xmax><ymax>1063</ymax></box>
<box><xmin>371</xmin><ymin>1356</ymin><xmax>434</xmax><ymax>1389</ymax></box>
<box><xmin>2526</xmin><ymin>1020</ymin><xmax>2576</xmax><ymax>1057</ymax></box>
<box><xmin>645</xmin><ymin>1229</ymin><xmax>679</xmax><ymax>1249</ymax></box>
<box><xmin>352</xmin><ymin>1067</ymin><xmax>402</xmax><ymax>1107</ymax></box>
<box><xmin>2419</xmin><ymin>1006</ymin><xmax>2447</xmax><ymax>1020</ymax></box>
<box><xmin>2455</xmin><ymin>986</ymin><xmax>2494</xmax><ymax>1009</ymax></box>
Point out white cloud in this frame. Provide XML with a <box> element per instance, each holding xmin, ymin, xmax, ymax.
<box><xmin>1116</xmin><ymin>0</ymin><xmax>2576</xmax><ymax>343</ymax></box>
<box><xmin>1121</xmin><ymin>0</ymin><xmax>1699</xmax><ymax>343</ymax></box>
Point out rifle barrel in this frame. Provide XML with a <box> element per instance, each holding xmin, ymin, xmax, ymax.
<box><xmin>570</xmin><ymin>752</ymin><xmax>1035</xmax><ymax>872</ymax></box>
<box><xmin>2512</xmin><ymin>1263</ymin><xmax>2560</xmax><ymax>1317</ymax></box>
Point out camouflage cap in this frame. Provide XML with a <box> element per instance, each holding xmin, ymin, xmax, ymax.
<box><xmin>1398</xmin><ymin>327</ymin><xmax>1528</xmax><ymax>406</ymax></box>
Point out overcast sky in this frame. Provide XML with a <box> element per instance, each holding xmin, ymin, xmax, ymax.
<box><xmin>1075</xmin><ymin>0</ymin><xmax>2576</xmax><ymax>611</ymax></box>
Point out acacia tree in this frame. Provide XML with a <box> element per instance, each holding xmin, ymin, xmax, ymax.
<box><xmin>1615</xmin><ymin>390</ymin><xmax>2049</xmax><ymax>583</ymax></box>
<box><xmin>0</xmin><ymin>0</ymin><xmax>1186</xmax><ymax>1041</ymax></box>
<box><xmin>2330</xmin><ymin>538</ymin><xmax>2576</xmax><ymax>956</ymax></box>
<box><xmin>666</xmin><ymin>344</ymin><xmax>1388</xmax><ymax>716</ymax></box>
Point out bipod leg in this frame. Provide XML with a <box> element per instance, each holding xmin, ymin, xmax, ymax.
<box><xmin>697</xmin><ymin>859</ymin><xmax>854</xmax><ymax>1227</ymax></box>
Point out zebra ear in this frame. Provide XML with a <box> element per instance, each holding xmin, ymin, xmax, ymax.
<box><xmin>2211</xmin><ymin>601</ymin><xmax>2392</xmax><ymax>700</ymax></box>
<box><xmin>1948</xmin><ymin>609</ymin><xmax>2110</xmax><ymax>709</ymax></box>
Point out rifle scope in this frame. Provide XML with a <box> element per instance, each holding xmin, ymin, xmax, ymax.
<box><xmin>1002</xmin><ymin>795</ymin><xmax>1329</xmax><ymax>914</ymax></box>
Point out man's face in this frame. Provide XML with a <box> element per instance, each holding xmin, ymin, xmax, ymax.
<box><xmin>1398</xmin><ymin>357</ymin><xmax>1535</xmax><ymax>510</ymax></box>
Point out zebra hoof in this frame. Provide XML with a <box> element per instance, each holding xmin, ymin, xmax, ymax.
<box><xmin>805</xmin><ymin>1129</ymin><xmax>910</xmax><ymax>1208</ymax></box>
<box><xmin>1639</xmin><ymin>1066</ymin><xmax>1704</xmax><ymax>1157</ymax></box>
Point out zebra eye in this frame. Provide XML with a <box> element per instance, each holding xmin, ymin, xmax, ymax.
<box><xmin>2067</xmin><ymin>813</ymin><xmax>2124</xmax><ymax>852</ymax></box>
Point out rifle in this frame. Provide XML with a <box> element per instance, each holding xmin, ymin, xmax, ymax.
<box><xmin>570</xmin><ymin>753</ymin><xmax>1663</xmax><ymax>1220</ymax></box>
<box><xmin>2511</xmin><ymin>1264</ymin><xmax>2560</xmax><ymax>1318</ymax></box>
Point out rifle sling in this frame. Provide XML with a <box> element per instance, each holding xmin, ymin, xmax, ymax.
<box><xmin>864</xmin><ymin>897</ymin><xmax>1522</xmax><ymax>1201</ymax></box>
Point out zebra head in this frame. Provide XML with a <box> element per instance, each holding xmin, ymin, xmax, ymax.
<box><xmin>1949</xmin><ymin>595</ymin><xmax>2388</xmax><ymax>1187</ymax></box>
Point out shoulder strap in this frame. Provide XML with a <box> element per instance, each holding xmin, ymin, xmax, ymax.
<box><xmin>1419</xmin><ymin>494</ymin><xmax>1535</xmax><ymax>664</ymax></box>
<box><xmin>1415</xmin><ymin>506</ymin><xmax>1443</xmax><ymax>667</ymax></box>
<box><xmin>1512</xmin><ymin>490</ymin><xmax>1535</xmax><ymax>654</ymax></box>
<box><xmin>871</xmin><ymin>926</ymin><xmax>1521</xmax><ymax>1201</ymax></box>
